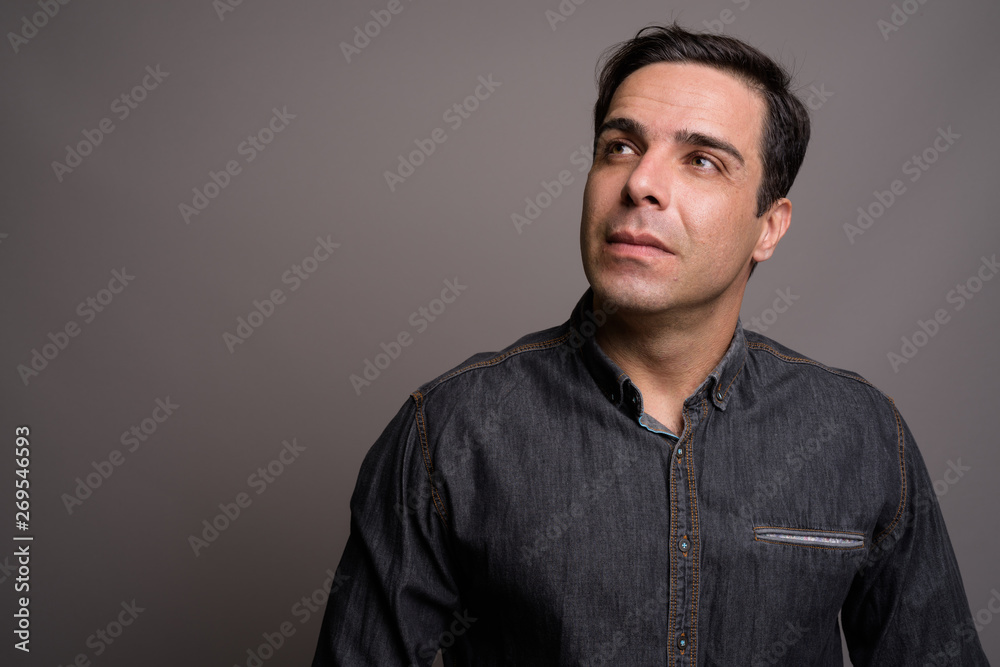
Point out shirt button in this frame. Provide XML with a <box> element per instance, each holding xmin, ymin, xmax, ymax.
<box><xmin>678</xmin><ymin>536</ymin><xmax>690</xmax><ymax>553</ymax></box>
<box><xmin>677</xmin><ymin>632</ymin><xmax>688</xmax><ymax>651</ymax></box>
<box><xmin>676</xmin><ymin>446</ymin><xmax>684</xmax><ymax>458</ymax></box>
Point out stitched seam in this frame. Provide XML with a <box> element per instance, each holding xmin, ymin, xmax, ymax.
<box><xmin>668</xmin><ymin>434</ymin><xmax>678</xmax><ymax>662</ymax></box>
<box><xmin>411</xmin><ymin>391</ymin><xmax>449</xmax><ymax>528</ymax></box>
<box><xmin>753</xmin><ymin>525</ymin><xmax>865</xmax><ymax>537</ymax></box>
<box><xmin>688</xmin><ymin>398</ymin><xmax>704</xmax><ymax>664</ymax></box>
<box><xmin>753</xmin><ymin>537</ymin><xmax>865</xmax><ymax>552</ymax></box>
<box><xmin>745</xmin><ymin>342</ymin><xmax>888</xmax><ymax>395</ymax></box>
<box><xmin>421</xmin><ymin>333</ymin><xmax>570</xmax><ymax>395</ymax></box>
<box><xmin>872</xmin><ymin>402</ymin><xmax>906</xmax><ymax>547</ymax></box>
<box><xmin>669</xmin><ymin>407</ymin><xmax>695</xmax><ymax>661</ymax></box>
<box><xmin>719</xmin><ymin>352</ymin><xmax>747</xmax><ymax>401</ymax></box>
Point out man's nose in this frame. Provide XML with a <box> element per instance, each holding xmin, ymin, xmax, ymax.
<box><xmin>621</xmin><ymin>150</ymin><xmax>671</xmax><ymax>208</ymax></box>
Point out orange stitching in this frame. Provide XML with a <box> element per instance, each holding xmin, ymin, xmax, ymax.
<box><xmin>410</xmin><ymin>391</ymin><xmax>449</xmax><ymax>528</ymax></box>
<box><xmin>688</xmin><ymin>397</ymin><xmax>704</xmax><ymax>664</ymax></box>
<box><xmin>753</xmin><ymin>525</ymin><xmax>865</xmax><ymax>537</ymax></box>
<box><xmin>745</xmin><ymin>342</ymin><xmax>891</xmax><ymax>398</ymax></box>
<box><xmin>422</xmin><ymin>333</ymin><xmax>570</xmax><ymax>394</ymax></box>
<box><xmin>872</xmin><ymin>402</ymin><xmax>906</xmax><ymax>547</ymax></box>
<box><xmin>719</xmin><ymin>353</ymin><xmax>747</xmax><ymax>401</ymax></box>
<box><xmin>667</xmin><ymin>436</ymin><xmax>678</xmax><ymax>661</ymax></box>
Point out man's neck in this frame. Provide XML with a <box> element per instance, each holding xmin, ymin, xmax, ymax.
<box><xmin>592</xmin><ymin>292</ymin><xmax>741</xmax><ymax>433</ymax></box>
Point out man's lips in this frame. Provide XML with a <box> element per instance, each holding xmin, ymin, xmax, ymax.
<box><xmin>606</xmin><ymin>230</ymin><xmax>672</xmax><ymax>256</ymax></box>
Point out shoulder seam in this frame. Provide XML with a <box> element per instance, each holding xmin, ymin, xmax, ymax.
<box><xmin>746</xmin><ymin>341</ymin><xmax>890</xmax><ymax>398</ymax></box>
<box><xmin>420</xmin><ymin>331</ymin><xmax>572</xmax><ymax>396</ymax></box>
<box><xmin>410</xmin><ymin>390</ymin><xmax>449</xmax><ymax>528</ymax></box>
<box><xmin>872</xmin><ymin>401</ymin><xmax>907</xmax><ymax>548</ymax></box>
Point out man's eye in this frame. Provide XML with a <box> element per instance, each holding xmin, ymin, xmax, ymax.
<box><xmin>605</xmin><ymin>141</ymin><xmax>635</xmax><ymax>156</ymax></box>
<box><xmin>691</xmin><ymin>155</ymin><xmax>718</xmax><ymax>170</ymax></box>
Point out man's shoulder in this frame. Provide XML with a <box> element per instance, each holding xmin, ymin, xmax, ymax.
<box><xmin>410</xmin><ymin>320</ymin><xmax>573</xmax><ymax>401</ymax></box>
<box><xmin>742</xmin><ymin>327</ymin><xmax>897</xmax><ymax>409</ymax></box>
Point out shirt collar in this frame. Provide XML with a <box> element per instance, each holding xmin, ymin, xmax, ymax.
<box><xmin>567</xmin><ymin>287</ymin><xmax>748</xmax><ymax>414</ymax></box>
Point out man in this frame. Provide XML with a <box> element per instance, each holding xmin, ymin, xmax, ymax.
<box><xmin>313</xmin><ymin>24</ymin><xmax>989</xmax><ymax>666</ymax></box>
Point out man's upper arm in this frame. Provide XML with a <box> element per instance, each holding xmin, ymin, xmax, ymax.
<box><xmin>841</xmin><ymin>404</ymin><xmax>988</xmax><ymax>666</ymax></box>
<box><xmin>312</xmin><ymin>393</ymin><xmax>461</xmax><ymax>666</ymax></box>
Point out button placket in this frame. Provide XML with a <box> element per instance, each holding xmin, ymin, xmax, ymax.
<box><xmin>669</xmin><ymin>406</ymin><xmax>696</xmax><ymax>665</ymax></box>
<box><xmin>673</xmin><ymin>482</ymin><xmax>693</xmax><ymax>665</ymax></box>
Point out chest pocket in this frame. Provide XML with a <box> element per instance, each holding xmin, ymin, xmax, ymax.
<box><xmin>753</xmin><ymin>525</ymin><xmax>865</xmax><ymax>551</ymax></box>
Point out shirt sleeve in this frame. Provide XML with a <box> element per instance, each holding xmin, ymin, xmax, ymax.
<box><xmin>311</xmin><ymin>394</ymin><xmax>462</xmax><ymax>666</ymax></box>
<box><xmin>840</xmin><ymin>405</ymin><xmax>989</xmax><ymax>666</ymax></box>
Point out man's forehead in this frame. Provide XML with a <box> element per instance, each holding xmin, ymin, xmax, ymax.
<box><xmin>605</xmin><ymin>62</ymin><xmax>765</xmax><ymax>157</ymax></box>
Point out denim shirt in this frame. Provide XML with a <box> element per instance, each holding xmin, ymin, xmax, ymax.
<box><xmin>312</xmin><ymin>288</ymin><xmax>989</xmax><ymax>666</ymax></box>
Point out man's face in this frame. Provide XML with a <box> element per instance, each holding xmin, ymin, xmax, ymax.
<box><xmin>580</xmin><ymin>61</ymin><xmax>785</xmax><ymax>316</ymax></box>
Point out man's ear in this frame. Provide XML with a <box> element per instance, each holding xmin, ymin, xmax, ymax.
<box><xmin>752</xmin><ymin>197</ymin><xmax>791</xmax><ymax>264</ymax></box>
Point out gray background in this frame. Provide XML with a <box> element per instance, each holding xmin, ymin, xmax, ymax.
<box><xmin>1</xmin><ymin>0</ymin><xmax>998</xmax><ymax>665</ymax></box>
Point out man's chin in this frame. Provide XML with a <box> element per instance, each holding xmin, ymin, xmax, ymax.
<box><xmin>591</xmin><ymin>281</ymin><xmax>677</xmax><ymax>315</ymax></box>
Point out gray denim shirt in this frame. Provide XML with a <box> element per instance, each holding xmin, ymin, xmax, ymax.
<box><xmin>312</xmin><ymin>288</ymin><xmax>989</xmax><ymax>666</ymax></box>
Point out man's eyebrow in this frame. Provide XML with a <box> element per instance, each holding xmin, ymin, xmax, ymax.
<box><xmin>595</xmin><ymin>117</ymin><xmax>747</xmax><ymax>168</ymax></box>
<box><xmin>595</xmin><ymin>116</ymin><xmax>649</xmax><ymax>142</ymax></box>
<box><xmin>674</xmin><ymin>129</ymin><xmax>745</xmax><ymax>168</ymax></box>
